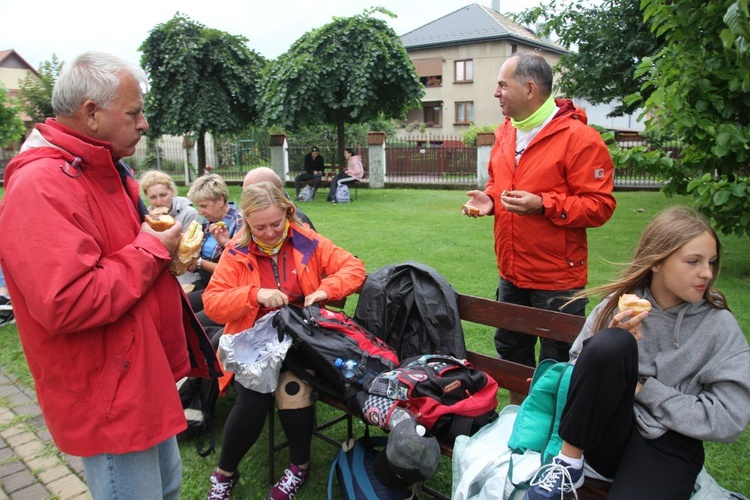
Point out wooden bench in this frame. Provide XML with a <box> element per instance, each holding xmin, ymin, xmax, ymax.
<box><xmin>292</xmin><ymin>170</ymin><xmax>360</xmax><ymax>200</ymax></box>
<box><xmin>268</xmin><ymin>292</ymin><xmax>611</xmax><ymax>499</ymax></box>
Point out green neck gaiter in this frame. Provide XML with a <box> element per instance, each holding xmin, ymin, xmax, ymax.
<box><xmin>511</xmin><ymin>96</ymin><xmax>555</xmax><ymax>131</ymax></box>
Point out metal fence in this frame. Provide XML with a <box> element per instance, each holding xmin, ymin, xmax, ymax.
<box><xmin>124</xmin><ymin>134</ymin><xmax>273</xmax><ymax>184</ymax></box>
<box><xmin>1</xmin><ymin>133</ymin><xmax>685</xmax><ymax>189</ymax></box>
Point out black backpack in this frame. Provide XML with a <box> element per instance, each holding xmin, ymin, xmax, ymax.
<box><xmin>273</xmin><ymin>304</ymin><xmax>399</xmax><ymax>401</ymax></box>
<box><xmin>176</xmin><ymin>376</ymin><xmax>220</xmax><ymax>457</ymax></box>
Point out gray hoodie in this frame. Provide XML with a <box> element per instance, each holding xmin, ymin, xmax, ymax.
<box><xmin>170</xmin><ymin>196</ymin><xmax>201</xmax><ymax>230</ymax></box>
<box><xmin>570</xmin><ymin>289</ymin><xmax>750</xmax><ymax>442</ymax></box>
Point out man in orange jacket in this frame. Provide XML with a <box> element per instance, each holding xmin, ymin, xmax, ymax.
<box><xmin>463</xmin><ymin>52</ymin><xmax>616</xmax><ymax>404</ymax></box>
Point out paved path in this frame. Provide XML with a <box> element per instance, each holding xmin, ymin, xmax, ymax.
<box><xmin>0</xmin><ymin>367</ymin><xmax>91</xmax><ymax>499</ymax></box>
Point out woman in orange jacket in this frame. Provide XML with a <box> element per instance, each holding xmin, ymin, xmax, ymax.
<box><xmin>202</xmin><ymin>181</ymin><xmax>366</xmax><ymax>500</ymax></box>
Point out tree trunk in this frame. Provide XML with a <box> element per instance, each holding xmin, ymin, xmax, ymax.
<box><xmin>336</xmin><ymin>112</ymin><xmax>346</xmax><ymax>168</ymax></box>
<box><xmin>197</xmin><ymin>132</ymin><xmax>207</xmax><ymax>176</ymax></box>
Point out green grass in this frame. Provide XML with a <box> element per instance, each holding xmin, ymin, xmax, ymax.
<box><xmin>1</xmin><ymin>188</ymin><xmax>748</xmax><ymax>498</ymax></box>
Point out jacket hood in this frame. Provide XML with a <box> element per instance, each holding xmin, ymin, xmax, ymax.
<box><xmin>3</xmin><ymin>130</ymin><xmax>74</xmax><ymax>187</ymax></box>
<box><xmin>554</xmin><ymin>98</ymin><xmax>588</xmax><ymax>125</ymax></box>
<box><xmin>4</xmin><ymin>120</ymin><xmax>115</xmax><ymax>188</ymax></box>
<box><xmin>639</xmin><ymin>287</ymin><xmax>712</xmax><ymax>348</ymax></box>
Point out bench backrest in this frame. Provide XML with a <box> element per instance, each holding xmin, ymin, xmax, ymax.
<box><xmin>456</xmin><ymin>293</ymin><xmax>586</xmax><ymax>396</ymax></box>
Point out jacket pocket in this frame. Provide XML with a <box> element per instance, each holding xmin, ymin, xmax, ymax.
<box><xmin>95</xmin><ymin>314</ymin><xmax>136</xmax><ymax>417</ymax></box>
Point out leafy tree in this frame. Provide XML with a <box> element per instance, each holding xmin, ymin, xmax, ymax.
<box><xmin>461</xmin><ymin>124</ymin><xmax>498</xmax><ymax>146</ymax></box>
<box><xmin>140</xmin><ymin>13</ymin><xmax>266</xmax><ymax>175</ymax></box>
<box><xmin>0</xmin><ymin>84</ymin><xmax>25</xmax><ymax>149</ymax></box>
<box><xmin>632</xmin><ymin>0</ymin><xmax>750</xmax><ymax>236</ymax></box>
<box><xmin>257</xmin><ymin>7</ymin><xmax>424</xmax><ymax>166</ymax></box>
<box><xmin>18</xmin><ymin>55</ymin><xmax>62</xmax><ymax>123</ymax></box>
<box><xmin>515</xmin><ymin>0</ymin><xmax>660</xmax><ymax>117</ymax></box>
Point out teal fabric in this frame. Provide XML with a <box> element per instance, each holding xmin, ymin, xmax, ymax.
<box><xmin>508</xmin><ymin>359</ymin><xmax>574</xmax><ymax>464</ymax></box>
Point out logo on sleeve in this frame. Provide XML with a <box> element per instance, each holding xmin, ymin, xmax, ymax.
<box><xmin>594</xmin><ymin>168</ymin><xmax>605</xmax><ymax>179</ymax></box>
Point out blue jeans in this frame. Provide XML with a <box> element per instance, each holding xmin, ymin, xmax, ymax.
<box><xmin>82</xmin><ymin>436</ymin><xmax>182</xmax><ymax>500</ymax></box>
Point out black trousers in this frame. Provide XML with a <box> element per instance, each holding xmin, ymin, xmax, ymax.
<box><xmin>494</xmin><ymin>277</ymin><xmax>587</xmax><ymax>367</ymax></box>
<box><xmin>294</xmin><ymin>173</ymin><xmax>322</xmax><ymax>195</ymax></box>
<box><xmin>217</xmin><ymin>379</ymin><xmax>315</xmax><ymax>473</ymax></box>
<box><xmin>561</xmin><ymin>328</ymin><xmax>704</xmax><ymax>499</ymax></box>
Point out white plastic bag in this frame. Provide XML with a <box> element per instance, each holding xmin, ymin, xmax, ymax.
<box><xmin>218</xmin><ymin>311</ymin><xmax>292</xmax><ymax>393</ymax></box>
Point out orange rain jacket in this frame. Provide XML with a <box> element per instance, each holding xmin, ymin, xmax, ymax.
<box><xmin>485</xmin><ymin>99</ymin><xmax>616</xmax><ymax>290</ymax></box>
<box><xmin>203</xmin><ymin>222</ymin><xmax>366</xmax><ymax>390</ymax></box>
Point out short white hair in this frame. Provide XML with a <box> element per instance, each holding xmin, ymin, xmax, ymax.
<box><xmin>52</xmin><ymin>51</ymin><xmax>148</xmax><ymax>116</ymax></box>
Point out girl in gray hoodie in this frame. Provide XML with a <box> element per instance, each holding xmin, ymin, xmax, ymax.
<box><xmin>524</xmin><ymin>205</ymin><xmax>750</xmax><ymax>500</ymax></box>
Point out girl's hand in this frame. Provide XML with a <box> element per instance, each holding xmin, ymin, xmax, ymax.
<box><xmin>257</xmin><ymin>289</ymin><xmax>289</xmax><ymax>308</ymax></box>
<box><xmin>610</xmin><ymin>310</ymin><xmax>649</xmax><ymax>341</ymax></box>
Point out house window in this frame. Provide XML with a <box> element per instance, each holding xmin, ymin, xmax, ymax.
<box><xmin>511</xmin><ymin>44</ymin><xmax>518</xmax><ymax>54</ymax></box>
<box><xmin>455</xmin><ymin>102</ymin><xmax>474</xmax><ymax>124</ymax></box>
<box><xmin>424</xmin><ymin>102</ymin><xmax>442</xmax><ymax>126</ymax></box>
<box><xmin>455</xmin><ymin>60</ymin><xmax>473</xmax><ymax>83</ymax></box>
<box><xmin>420</xmin><ymin>75</ymin><xmax>442</xmax><ymax>87</ymax></box>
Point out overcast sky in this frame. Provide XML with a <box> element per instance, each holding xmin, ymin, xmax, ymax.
<box><xmin>2</xmin><ymin>0</ymin><xmax>542</xmax><ymax>70</ymax></box>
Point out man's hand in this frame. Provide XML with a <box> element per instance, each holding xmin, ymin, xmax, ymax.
<box><xmin>463</xmin><ymin>190</ymin><xmax>493</xmax><ymax>217</ymax></box>
<box><xmin>141</xmin><ymin>221</ymin><xmax>183</xmax><ymax>256</ymax></box>
<box><xmin>500</xmin><ymin>190</ymin><xmax>544</xmax><ymax>216</ymax></box>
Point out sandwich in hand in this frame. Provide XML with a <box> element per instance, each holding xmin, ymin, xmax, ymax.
<box><xmin>169</xmin><ymin>221</ymin><xmax>204</xmax><ymax>276</ymax></box>
<box><xmin>145</xmin><ymin>207</ymin><xmax>176</xmax><ymax>231</ymax></box>
<box><xmin>618</xmin><ymin>293</ymin><xmax>653</xmax><ymax>314</ymax></box>
<box><xmin>463</xmin><ymin>203</ymin><xmax>481</xmax><ymax>216</ymax></box>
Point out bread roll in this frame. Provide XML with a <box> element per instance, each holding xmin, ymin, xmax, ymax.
<box><xmin>145</xmin><ymin>206</ymin><xmax>176</xmax><ymax>231</ymax></box>
<box><xmin>618</xmin><ymin>293</ymin><xmax>652</xmax><ymax>314</ymax></box>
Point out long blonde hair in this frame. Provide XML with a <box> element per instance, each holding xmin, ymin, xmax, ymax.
<box><xmin>585</xmin><ymin>205</ymin><xmax>726</xmax><ymax>332</ymax></box>
<box><xmin>236</xmin><ymin>182</ymin><xmax>300</xmax><ymax>248</ymax></box>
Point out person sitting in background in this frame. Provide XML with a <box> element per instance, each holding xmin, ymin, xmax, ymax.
<box><xmin>294</xmin><ymin>146</ymin><xmax>324</xmax><ymax>200</ymax></box>
<box><xmin>327</xmin><ymin>148</ymin><xmax>364</xmax><ymax>203</ymax></box>
<box><xmin>140</xmin><ymin>170</ymin><xmax>201</xmax><ymax>230</ymax></box>
<box><xmin>202</xmin><ymin>181</ymin><xmax>365</xmax><ymax>500</ymax></box>
<box><xmin>244</xmin><ymin>167</ymin><xmax>315</xmax><ymax>230</ymax></box>
<box><xmin>523</xmin><ymin>205</ymin><xmax>750</xmax><ymax>500</ymax></box>
<box><xmin>185</xmin><ymin>173</ymin><xmax>242</xmax><ymax>314</ymax></box>
<box><xmin>140</xmin><ymin>170</ymin><xmax>202</xmax><ymax>286</ymax></box>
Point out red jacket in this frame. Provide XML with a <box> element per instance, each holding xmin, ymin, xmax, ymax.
<box><xmin>0</xmin><ymin>120</ymin><xmax>218</xmax><ymax>456</ymax></box>
<box><xmin>485</xmin><ymin>100</ymin><xmax>616</xmax><ymax>290</ymax></box>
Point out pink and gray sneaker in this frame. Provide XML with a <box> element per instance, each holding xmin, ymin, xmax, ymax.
<box><xmin>208</xmin><ymin>470</ymin><xmax>240</xmax><ymax>500</ymax></box>
<box><xmin>266</xmin><ymin>464</ymin><xmax>308</xmax><ymax>500</ymax></box>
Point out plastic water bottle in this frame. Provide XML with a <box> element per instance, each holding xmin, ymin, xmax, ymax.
<box><xmin>387</xmin><ymin>406</ymin><xmax>415</xmax><ymax>431</ymax></box>
<box><xmin>334</xmin><ymin>358</ymin><xmax>359</xmax><ymax>380</ymax></box>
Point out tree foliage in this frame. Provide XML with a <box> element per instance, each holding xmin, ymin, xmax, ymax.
<box><xmin>18</xmin><ymin>55</ymin><xmax>62</xmax><ymax>123</ymax></box>
<box><xmin>515</xmin><ymin>0</ymin><xmax>659</xmax><ymax>117</ymax></box>
<box><xmin>257</xmin><ymin>7</ymin><xmax>424</xmax><ymax>165</ymax></box>
<box><xmin>140</xmin><ymin>13</ymin><xmax>266</xmax><ymax>174</ymax></box>
<box><xmin>0</xmin><ymin>84</ymin><xmax>25</xmax><ymax>149</ymax></box>
<box><xmin>633</xmin><ymin>0</ymin><xmax>750</xmax><ymax>236</ymax></box>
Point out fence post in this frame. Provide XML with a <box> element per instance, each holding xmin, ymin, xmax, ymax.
<box><xmin>476</xmin><ymin>132</ymin><xmax>495</xmax><ymax>188</ymax></box>
<box><xmin>269</xmin><ymin>134</ymin><xmax>289</xmax><ymax>184</ymax></box>
<box><xmin>368</xmin><ymin>132</ymin><xmax>386</xmax><ymax>189</ymax></box>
